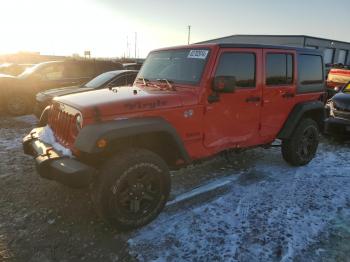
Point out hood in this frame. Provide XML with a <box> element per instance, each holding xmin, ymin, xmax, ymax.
<box><xmin>55</xmin><ymin>85</ymin><xmax>189</xmax><ymax>118</ymax></box>
<box><xmin>39</xmin><ymin>85</ymin><xmax>89</xmax><ymax>98</ymax></box>
<box><xmin>332</xmin><ymin>92</ymin><xmax>350</xmax><ymax>111</ymax></box>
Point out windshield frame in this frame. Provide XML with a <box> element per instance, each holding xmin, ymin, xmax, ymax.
<box><xmin>138</xmin><ymin>48</ymin><xmax>211</xmax><ymax>86</ymax></box>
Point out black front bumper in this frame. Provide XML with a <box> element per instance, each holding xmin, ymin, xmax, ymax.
<box><xmin>324</xmin><ymin>117</ymin><xmax>350</xmax><ymax>137</ymax></box>
<box><xmin>23</xmin><ymin>128</ymin><xmax>96</xmax><ymax>188</ymax></box>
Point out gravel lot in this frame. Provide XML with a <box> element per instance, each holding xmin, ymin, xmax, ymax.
<box><xmin>1</xmin><ymin>115</ymin><xmax>350</xmax><ymax>261</ymax></box>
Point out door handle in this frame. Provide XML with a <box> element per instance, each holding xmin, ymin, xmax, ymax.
<box><xmin>245</xmin><ymin>96</ymin><xmax>261</xmax><ymax>103</ymax></box>
<box><xmin>282</xmin><ymin>92</ymin><xmax>295</xmax><ymax>98</ymax></box>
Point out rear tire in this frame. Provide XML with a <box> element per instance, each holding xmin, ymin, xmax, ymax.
<box><xmin>282</xmin><ymin>118</ymin><xmax>319</xmax><ymax>166</ymax></box>
<box><xmin>92</xmin><ymin>148</ymin><xmax>171</xmax><ymax>230</ymax></box>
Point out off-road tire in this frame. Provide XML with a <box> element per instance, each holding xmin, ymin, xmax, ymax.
<box><xmin>92</xmin><ymin>148</ymin><xmax>171</xmax><ymax>230</ymax></box>
<box><xmin>282</xmin><ymin>118</ymin><xmax>319</xmax><ymax>166</ymax></box>
<box><xmin>6</xmin><ymin>95</ymin><xmax>29</xmax><ymax>116</ymax></box>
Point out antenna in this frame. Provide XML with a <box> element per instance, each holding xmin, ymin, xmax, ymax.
<box><xmin>187</xmin><ymin>25</ymin><xmax>191</xmax><ymax>45</ymax></box>
<box><xmin>135</xmin><ymin>32</ymin><xmax>137</xmax><ymax>60</ymax></box>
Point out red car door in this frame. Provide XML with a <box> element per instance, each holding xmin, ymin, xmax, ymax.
<box><xmin>260</xmin><ymin>49</ymin><xmax>296</xmax><ymax>139</ymax></box>
<box><xmin>203</xmin><ymin>48</ymin><xmax>263</xmax><ymax>151</ymax></box>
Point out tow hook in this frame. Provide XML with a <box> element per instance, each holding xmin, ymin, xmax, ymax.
<box><xmin>41</xmin><ymin>147</ymin><xmax>54</xmax><ymax>158</ymax></box>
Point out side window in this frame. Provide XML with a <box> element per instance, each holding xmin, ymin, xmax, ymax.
<box><xmin>127</xmin><ymin>73</ymin><xmax>137</xmax><ymax>85</ymax></box>
<box><xmin>109</xmin><ymin>75</ymin><xmax>128</xmax><ymax>87</ymax></box>
<box><xmin>215</xmin><ymin>52</ymin><xmax>255</xmax><ymax>88</ymax></box>
<box><xmin>64</xmin><ymin>63</ymin><xmax>94</xmax><ymax>78</ymax></box>
<box><xmin>297</xmin><ymin>54</ymin><xmax>324</xmax><ymax>93</ymax></box>
<box><xmin>298</xmin><ymin>55</ymin><xmax>323</xmax><ymax>85</ymax></box>
<box><xmin>266</xmin><ymin>54</ymin><xmax>293</xmax><ymax>86</ymax></box>
<box><xmin>39</xmin><ymin>64</ymin><xmax>64</xmax><ymax>80</ymax></box>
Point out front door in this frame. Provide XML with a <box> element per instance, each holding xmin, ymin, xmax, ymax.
<box><xmin>260</xmin><ymin>49</ymin><xmax>296</xmax><ymax>138</ymax></box>
<box><xmin>203</xmin><ymin>48</ymin><xmax>263</xmax><ymax>151</ymax></box>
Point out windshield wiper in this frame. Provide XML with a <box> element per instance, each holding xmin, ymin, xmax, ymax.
<box><xmin>136</xmin><ymin>77</ymin><xmax>150</xmax><ymax>86</ymax></box>
<box><xmin>156</xmin><ymin>79</ymin><xmax>176</xmax><ymax>91</ymax></box>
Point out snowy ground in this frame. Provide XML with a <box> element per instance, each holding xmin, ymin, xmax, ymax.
<box><xmin>128</xmin><ymin>143</ymin><xmax>350</xmax><ymax>261</ymax></box>
<box><xmin>1</xmin><ymin>115</ymin><xmax>350</xmax><ymax>261</ymax></box>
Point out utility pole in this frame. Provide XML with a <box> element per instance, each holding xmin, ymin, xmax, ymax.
<box><xmin>135</xmin><ymin>32</ymin><xmax>137</xmax><ymax>61</ymax></box>
<box><xmin>126</xmin><ymin>36</ymin><xmax>130</xmax><ymax>58</ymax></box>
<box><xmin>187</xmin><ymin>25</ymin><xmax>191</xmax><ymax>45</ymax></box>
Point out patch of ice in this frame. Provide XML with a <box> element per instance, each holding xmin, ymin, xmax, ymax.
<box><xmin>37</xmin><ymin>125</ymin><xmax>72</xmax><ymax>157</ymax></box>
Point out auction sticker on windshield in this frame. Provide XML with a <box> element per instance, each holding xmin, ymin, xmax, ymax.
<box><xmin>188</xmin><ymin>50</ymin><xmax>209</xmax><ymax>59</ymax></box>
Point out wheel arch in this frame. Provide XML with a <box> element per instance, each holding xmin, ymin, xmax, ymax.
<box><xmin>74</xmin><ymin>117</ymin><xmax>191</xmax><ymax>168</ymax></box>
<box><xmin>277</xmin><ymin>101</ymin><xmax>325</xmax><ymax>139</ymax></box>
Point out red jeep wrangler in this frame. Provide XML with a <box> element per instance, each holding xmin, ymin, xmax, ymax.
<box><xmin>23</xmin><ymin>44</ymin><xmax>325</xmax><ymax>229</ymax></box>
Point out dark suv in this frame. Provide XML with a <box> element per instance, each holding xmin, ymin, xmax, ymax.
<box><xmin>34</xmin><ymin>70</ymin><xmax>138</xmax><ymax>118</ymax></box>
<box><xmin>325</xmin><ymin>81</ymin><xmax>350</xmax><ymax>137</ymax></box>
<box><xmin>0</xmin><ymin>59</ymin><xmax>122</xmax><ymax>115</ymax></box>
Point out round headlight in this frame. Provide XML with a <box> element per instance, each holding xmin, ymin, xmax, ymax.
<box><xmin>76</xmin><ymin>114</ymin><xmax>83</xmax><ymax>130</ymax></box>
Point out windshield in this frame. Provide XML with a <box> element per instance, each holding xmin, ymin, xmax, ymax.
<box><xmin>17</xmin><ymin>62</ymin><xmax>60</xmax><ymax>79</ymax></box>
<box><xmin>138</xmin><ymin>48</ymin><xmax>210</xmax><ymax>85</ymax></box>
<box><xmin>343</xmin><ymin>83</ymin><xmax>350</xmax><ymax>93</ymax></box>
<box><xmin>84</xmin><ymin>71</ymin><xmax>117</xmax><ymax>88</ymax></box>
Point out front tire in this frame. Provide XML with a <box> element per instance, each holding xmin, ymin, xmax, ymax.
<box><xmin>282</xmin><ymin>118</ymin><xmax>319</xmax><ymax>166</ymax></box>
<box><xmin>92</xmin><ymin>148</ymin><xmax>171</xmax><ymax>230</ymax></box>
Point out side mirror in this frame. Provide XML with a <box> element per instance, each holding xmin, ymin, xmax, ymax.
<box><xmin>212</xmin><ymin>75</ymin><xmax>236</xmax><ymax>93</ymax></box>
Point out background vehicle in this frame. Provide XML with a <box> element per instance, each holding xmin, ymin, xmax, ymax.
<box><xmin>123</xmin><ymin>62</ymin><xmax>143</xmax><ymax>70</ymax></box>
<box><xmin>325</xmin><ymin>81</ymin><xmax>350</xmax><ymax>138</ymax></box>
<box><xmin>0</xmin><ymin>59</ymin><xmax>123</xmax><ymax>115</ymax></box>
<box><xmin>34</xmin><ymin>70</ymin><xmax>138</xmax><ymax>118</ymax></box>
<box><xmin>0</xmin><ymin>63</ymin><xmax>34</xmax><ymax>76</ymax></box>
<box><xmin>326</xmin><ymin>67</ymin><xmax>350</xmax><ymax>97</ymax></box>
<box><xmin>23</xmin><ymin>44</ymin><xmax>325</xmax><ymax>230</ymax></box>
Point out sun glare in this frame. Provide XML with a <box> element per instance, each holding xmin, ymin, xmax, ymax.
<box><xmin>0</xmin><ymin>0</ymin><xmax>144</xmax><ymax>57</ymax></box>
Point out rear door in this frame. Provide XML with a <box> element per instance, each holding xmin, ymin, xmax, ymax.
<box><xmin>260</xmin><ymin>49</ymin><xmax>296</xmax><ymax>138</ymax></box>
<box><xmin>203</xmin><ymin>48</ymin><xmax>263</xmax><ymax>150</ymax></box>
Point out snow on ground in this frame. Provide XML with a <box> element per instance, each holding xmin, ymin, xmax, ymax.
<box><xmin>128</xmin><ymin>142</ymin><xmax>350</xmax><ymax>261</ymax></box>
<box><xmin>37</xmin><ymin>125</ymin><xmax>72</xmax><ymax>157</ymax></box>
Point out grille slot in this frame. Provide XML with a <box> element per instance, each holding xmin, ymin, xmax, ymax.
<box><xmin>48</xmin><ymin>104</ymin><xmax>75</xmax><ymax>146</ymax></box>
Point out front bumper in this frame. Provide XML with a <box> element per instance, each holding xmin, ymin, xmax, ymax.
<box><xmin>324</xmin><ymin>117</ymin><xmax>350</xmax><ymax>137</ymax></box>
<box><xmin>23</xmin><ymin>127</ymin><xmax>96</xmax><ymax>188</ymax></box>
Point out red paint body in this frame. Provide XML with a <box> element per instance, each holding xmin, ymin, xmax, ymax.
<box><xmin>51</xmin><ymin>44</ymin><xmax>323</xmax><ymax>161</ymax></box>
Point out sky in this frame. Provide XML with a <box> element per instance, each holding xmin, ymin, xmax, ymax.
<box><xmin>0</xmin><ymin>0</ymin><xmax>349</xmax><ymax>58</ymax></box>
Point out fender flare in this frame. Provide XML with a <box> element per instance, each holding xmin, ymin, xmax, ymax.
<box><xmin>277</xmin><ymin>101</ymin><xmax>325</xmax><ymax>139</ymax></box>
<box><xmin>74</xmin><ymin>117</ymin><xmax>191</xmax><ymax>162</ymax></box>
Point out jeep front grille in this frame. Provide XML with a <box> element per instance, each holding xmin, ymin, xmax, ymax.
<box><xmin>48</xmin><ymin>104</ymin><xmax>75</xmax><ymax>146</ymax></box>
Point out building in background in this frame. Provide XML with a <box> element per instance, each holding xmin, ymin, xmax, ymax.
<box><xmin>197</xmin><ymin>35</ymin><xmax>350</xmax><ymax>65</ymax></box>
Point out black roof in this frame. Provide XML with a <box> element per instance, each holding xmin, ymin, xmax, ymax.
<box><xmin>216</xmin><ymin>43</ymin><xmax>323</xmax><ymax>55</ymax></box>
<box><xmin>198</xmin><ymin>34</ymin><xmax>350</xmax><ymax>46</ymax></box>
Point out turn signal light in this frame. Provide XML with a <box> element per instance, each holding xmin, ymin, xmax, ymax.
<box><xmin>96</xmin><ymin>139</ymin><xmax>107</xmax><ymax>148</ymax></box>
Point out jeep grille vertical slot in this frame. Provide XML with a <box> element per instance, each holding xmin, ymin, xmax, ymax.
<box><xmin>48</xmin><ymin>104</ymin><xmax>75</xmax><ymax>146</ymax></box>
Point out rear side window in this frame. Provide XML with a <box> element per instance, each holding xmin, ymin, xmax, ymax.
<box><xmin>266</xmin><ymin>54</ymin><xmax>293</xmax><ymax>85</ymax></box>
<box><xmin>298</xmin><ymin>55</ymin><xmax>323</xmax><ymax>85</ymax></box>
<box><xmin>215</xmin><ymin>53</ymin><xmax>255</xmax><ymax>88</ymax></box>
<box><xmin>297</xmin><ymin>54</ymin><xmax>324</xmax><ymax>93</ymax></box>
